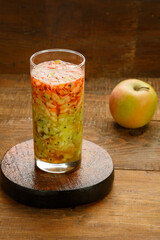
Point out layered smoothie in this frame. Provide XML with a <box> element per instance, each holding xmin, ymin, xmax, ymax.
<box><xmin>31</xmin><ymin>60</ymin><xmax>84</xmax><ymax>165</ymax></box>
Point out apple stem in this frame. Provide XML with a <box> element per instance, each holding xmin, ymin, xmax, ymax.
<box><xmin>134</xmin><ymin>86</ymin><xmax>150</xmax><ymax>91</ymax></box>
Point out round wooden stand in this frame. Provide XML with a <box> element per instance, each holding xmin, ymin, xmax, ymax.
<box><xmin>0</xmin><ymin>139</ymin><xmax>114</xmax><ymax>208</ymax></box>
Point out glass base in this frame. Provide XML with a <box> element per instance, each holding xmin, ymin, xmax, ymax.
<box><xmin>36</xmin><ymin>158</ymin><xmax>81</xmax><ymax>173</ymax></box>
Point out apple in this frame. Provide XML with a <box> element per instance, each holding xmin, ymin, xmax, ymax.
<box><xmin>109</xmin><ymin>79</ymin><xmax>158</xmax><ymax>128</ymax></box>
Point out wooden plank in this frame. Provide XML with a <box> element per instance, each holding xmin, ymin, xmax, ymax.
<box><xmin>85</xmin><ymin>76</ymin><xmax>160</xmax><ymax>95</ymax></box>
<box><xmin>0</xmin><ymin>0</ymin><xmax>141</xmax><ymax>78</ymax></box>
<box><xmin>0</xmin><ymin>75</ymin><xmax>160</xmax><ymax>170</ymax></box>
<box><xmin>1</xmin><ymin>0</ymin><xmax>160</xmax><ymax>78</ymax></box>
<box><xmin>0</xmin><ymin>117</ymin><xmax>160</xmax><ymax>171</ymax></box>
<box><xmin>0</xmin><ymin>74</ymin><xmax>30</xmax><ymax>88</ymax></box>
<box><xmin>84</xmin><ymin>75</ymin><xmax>160</xmax><ymax>171</ymax></box>
<box><xmin>84</xmin><ymin>120</ymin><xmax>160</xmax><ymax>171</ymax></box>
<box><xmin>0</xmin><ymin>119</ymin><xmax>32</xmax><ymax>160</ymax></box>
<box><xmin>0</xmin><ymin>75</ymin><xmax>159</xmax><ymax>120</ymax></box>
<box><xmin>1</xmin><ymin>1</ymin><xmax>160</xmax><ymax>76</ymax></box>
<box><xmin>134</xmin><ymin>0</ymin><xmax>160</xmax><ymax>76</ymax></box>
<box><xmin>0</xmin><ymin>88</ymin><xmax>32</xmax><ymax>120</ymax></box>
<box><xmin>85</xmin><ymin>76</ymin><xmax>160</xmax><ymax>121</ymax></box>
<box><xmin>0</xmin><ymin>0</ymin><xmax>46</xmax><ymax>74</ymax></box>
<box><xmin>0</xmin><ymin>169</ymin><xmax>159</xmax><ymax>239</ymax></box>
<box><xmin>0</xmin><ymin>75</ymin><xmax>160</xmax><ymax>92</ymax></box>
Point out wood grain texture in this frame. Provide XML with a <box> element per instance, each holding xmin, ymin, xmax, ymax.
<box><xmin>0</xmin><ymin>169</ymin><xmax>160</xmax><ymax>239</ymax></box>
<box><xmin>0</xmin><ymin>74</ymin><xmax>160</xmax><ymax>171</ymax></box>
<box><xmin>134</xmin><ymin>0</ymin><xmax>160</xmax><ymax>76</ymax></box>
<box><xmin>0</xmin><ymin>72</ymin><xmax>160</xmax><ymax>236</ymax></box>
<box><xmin>0</xmin><ymin>74</ymin><xmax>30</xmax><ymax>88</ymax></box>
<box><xmin>1</xmin><ymin>0</ymin><xmax>160</xmax><ymax>78</ymax></box>
<box><xmin>0</xmin><ymin>0</ymin><xmax>160</xmax><ymax>237</ymax></box>
<box><xmin>1</xmin><ymin>118</ymin><xmax>160</xmax><ymax>171</ymax></box>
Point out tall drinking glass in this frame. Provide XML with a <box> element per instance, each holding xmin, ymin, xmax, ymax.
<box><xmin>30</xmin><ymin>49</ymin><xmax>85</xmax><ymax>173</ymax></box>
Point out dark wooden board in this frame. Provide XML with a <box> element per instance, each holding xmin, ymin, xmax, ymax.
<box><xmin>1</xmin><ymin>0</ymin><xmax>160</xmax><ymax>78</ymax></box>
<box><xmin>0</xmin><ymin>139</ymin><xmax>114</xmax><ymax>208</ymax></box>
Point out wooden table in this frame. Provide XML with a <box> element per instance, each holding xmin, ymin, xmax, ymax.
<box><xmin>1</xmin><ymin>0</ymin><xmax>160</xmax><ymax>238</ymax></box>
<box><xmin>0</xmin><ymin>74</ymin><xmax>160</xmax><ymax>239</ymax></box>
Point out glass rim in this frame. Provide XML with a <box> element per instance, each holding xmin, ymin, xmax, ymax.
<box><xmin>30</xmin><ymin>49</ymin><xmax>85</xmax><ymax>69</ymax></box>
